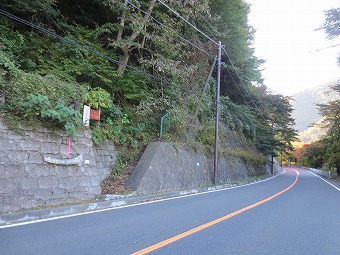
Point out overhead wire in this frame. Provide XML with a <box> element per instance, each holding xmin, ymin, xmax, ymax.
<box><xmin>155</xmin><ymin>0</ymin><xmax>268</xmax><ymax>122</ymax></box>
<box><xmin>0</xmin><ymin>8</ymin><xmax>199</xmax><ymax>96</ymax></box>
<box><xmin>157</xmin><ymin>0</ymin><xmax>218</xmax><ymax>46</ymax></box>
<box><xmin>186</xmin><ymin>5</ymin><xmax>267</xmax><ymax>122</ymax></box>
<box><xmin>1</xmin><ymin>4</ymin><xmax>269</xmax><ymax>123</ymax></box>
<box><xmin>221</xmin><ymin>47</ymin><xmax>268</xmax><ymax>122</ymax></box>
<box><xmin>125</xmin><ymin>0</ymin><xmax>214</xmax><ymax>58</ymax></box>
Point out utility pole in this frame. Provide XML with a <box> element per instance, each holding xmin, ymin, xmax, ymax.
<box><xmin>214</xmin><ymin>41</ymin><xmax>222</xmax><ymax>184</ymax></box>
<box><xmin>189</xmin><ymin>56</ymin><xmax>217</xmax><ymax>132</ymax></box>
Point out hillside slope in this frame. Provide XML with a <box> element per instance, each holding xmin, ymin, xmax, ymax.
<box><xmin>292</xmin><ymin>80</ymin><xmax>339</xmax><ymax>133</ymax></box>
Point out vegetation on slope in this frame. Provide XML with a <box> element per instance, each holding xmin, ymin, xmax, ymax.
<box><xmin>0</xmin><ymin>0</ymin><xmax>297</xmax><ymax>187</ymax></box>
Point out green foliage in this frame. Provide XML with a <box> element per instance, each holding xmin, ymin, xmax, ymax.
<box><xmin>226</xmin><ymin>148</ymin><xmax>266</xmax><ymax>167</ymax></box>
<box><xmin>220</xmin><ymin>96</ymin><xmax>256</xmax><ymax>140</ymax></box>
<box><xmin>314</xmin><ymin>84</ymin><xmax>340</xmax><ymax>174</ymax></box>
<box><xmin>0</xmin><ymin>47</ymin><xmax>18</xmax><ymax>75</ymax></box>
<box><xmin>20</xmin><ymin>94</ymin><xmax>81</xmax><ymax>137</ymax></box>
<box><xmin>109</xmin><ymin>71</ymin><xmax>153</xmax><ymax>104</ymax></box>
<box><xmin>91</xmin><ymin>110</ymin><xmax>152</xmax><ymax>147</ymax></box>
<box><xmin>319</xmin><ymin>8</ymin><xmax>340</xmax><ymax>66</ymax></box>
<box><xmin>21</xmin><ymin>94</ymin><xmax>51</xmax><ymax>117</ymax></box>
<box><xmin>0</xmin><ymin>0</ymin><xmax>300</xmax><ymax>184</ymax></box>
<box><xmin>198</xmin><ymin>124</ymin><xmax>215</xmax><ymax>147</ymax></box>
<box><xmin>91</xmin><ymin>106</ymin><xmax>156</xmax><ymax>180</ymax></box>
<box><xmin>3</xmin><ymin>65</ymin><xmax>85</xmax><ymax>114</ymax></box>
<box><xmin>302</xmin><ymin>142</ymin><xmax>326</xmax><ymax>169</ymax></box>
<box><xmin>83</xmin><ymin>87</ymin><xmax>113</xmax><ymax>109</ymax></box>
<box><xmin>0</xmin><ymin>0</ymin><xmax>61</xmax><ymax>28</ymax></box>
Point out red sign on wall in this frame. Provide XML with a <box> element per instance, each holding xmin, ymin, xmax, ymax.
<box><xmin>90</xmin><ymin>109</ymin><xmax>100</xmax><ymax>121</ymax></box>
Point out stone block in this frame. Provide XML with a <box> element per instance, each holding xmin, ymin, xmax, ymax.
<box><xmin>41</xmin><ymin>143</ymin><xmax>60</xmax><ymax>154</ymax></box>
<box><xmin>90</xmin><ymin>175</ymin><xmax>103</xmax><ymax>186</ymax></box>
<box><xmin>64</xmin><ymin>197</ymin><xmax>81</xmax><ymax>204</ymax></box>
<box><xmin>25</xmin><ymin>165</ymin><xmax>45</xmax><ymax>177</ymax></box>
<box><xmin>0</xmin><ymin>139</ymin><xmax>19</xmax><ymax>150</ymax></box>
<box><xmin>20</xmin><ymin>189</ymin><xmax>34</xmax><ymax>196</ymax></box>
<box><xmin>86</xmin><ymin>186</ymin><xmax>101</xmax><ymax>195</ymax></box>
<box><xmin>84</xmin><ymin>167</ymin><xmax>97</xmax><ymax>177</ymax></box>
<box><xmin>83</xmin><ymin>138</ymin><xmax>93</xmax><ymax>147</ymax></box>
<box><xmin>28</xmin><ymin>153</ymin><xmax>43</xmax><ymax>164</ymax></box>
<box><xmin>0</xmin><ymin>164</ymin><xmax>5</xmax><ymax>175</ymax></box>
<box><xmin>67</xmin><ymin>168</ymin><xmax>83</xmax><ymax>177</ymax></box>
<box><xmin>59</xmin><ymin>178</ymin><xmax>77</xmax><ymax>189</ymax></box>
<box><xmin>68</xmin><ymin>191</ymin><xmax>85</xmax><ymax>200</ymax></box>
<box><xmin>30</xmin><ymin>133</ymin><xmax>46</xmax><ymax>143</ymax></box>
<box><xmin>0</xmin><ymin>119</ymin><xmax>9</xmax><ymax>130</ymax></box>
<box><xmin>3</xmin><ymin>190</ymin><xmax>21</xmax><ymax>205</ymax></box>
<box><xmin>20</xmin><ymin>178</ymin><xmax>38</xmax><ymax>190</ymax></box>
<box><xmin>19</xmin><ymin>141</ymin><xmax>40</xmax><ymax>151</ymax></box>
<box><xmin>0</xmin><ymin>178</ymin><xmax>17</xmax><ymax>193</ymax></box>
<box><xmin>74</xmin><ymin>146</ymin><xmax>90</xmax><ymax>155</ymax></box>
<box><xmin>32</xmin><ymin>166</ymin><xmax>52</xmax><ymax>177</ymax></box>
<box><xmin>5</xmin><ymin>164</ymin><xmax>27</xmax><ymax>178</ymax></box>
<box><xmin>0</xmin><ymin>155</ymin><xmax>10</xmax><ymax>164</ymax></box>
<box><xmin>51</xmin><ymin>187</ymin><xmax>68</xmax><ymax>199</ymax></box>
<box><xmin>78</xmin><ymin>176</ymin><xmax>92</xmax><ymax>187</ymax></box>
<box><xmin>54</xmin><ymin>166</ymin><xmax>70</xmax><ymax>178</ymax></box>
<box><xmin>46</xmin><ymin>135</ymin><xmax>63</xmax><ymax>144</ymax></box>
<box><xmin>34</xmin><ymin>189</ymin><xmax>52</xmax><ymax>200</ymax></box>
<box><xmin>8</xmin><ymin>151</ymin><xmax>30</xmax><ymax>164</ymax></box>
<box><xmin>38</xmin><ymin>176</ymin><xmax>59</xmax><ymax>189</ymax></box>
<box><xmin>59</xmin><ymin>144</ymin><xmax>69</xmax><ymax>156</ymax></box>
<box><xmin>23</xmin><ymin>198</ymin><xmax>39</xmax><ymax>209</ymax></box>
<box><xmin>5</xmin><ymin>132</ymin><xmax>24</xmax><ymax>141</ymax></box>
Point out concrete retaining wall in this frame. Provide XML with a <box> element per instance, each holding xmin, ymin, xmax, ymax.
<box><xmin>127</xmin><ymin>142</ymin><xmax>279</xmax><ymax>194</ymax></box>
<box><xmin>0</xmin><ymin>117</ymin><xmax>117</xmax><ymax>212</ymax></box>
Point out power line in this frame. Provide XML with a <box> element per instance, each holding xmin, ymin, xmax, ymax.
<box><xmin>1</xmin><ymin>6</ymin><xmax>269</xmax><ymax>124</ymax></box>
<box><xmin>191</xmin><ymin>14</ymin><xmax>268</xmax><ymax>122</ymax></box>
<box><xmin>221</xmin><ymin>48</ymin><xmax>268</xmax><ymax>123</ymax></box>
<box><xmin>0</xmin><ymin>8</ymin><xmax>199</xmax><ymax>96</ymax></box>
<box><xmin>155</xmin><ymin>0</ymin><xmax>268</xmax><ymax>122</ymax></box>
<box><xmin>310</xmin><ymin>43</ymin><xmax>340</xmax><ymax>52</ymax></box>
<box><xmin>125</xmin><ymin>0</ymin><xmax>213</xmax><ymax>57</ymax></box>
<box><xmin>157</xmin><ymin>0</ymin><xmax>218</xmax><ymax>46</ymax></box>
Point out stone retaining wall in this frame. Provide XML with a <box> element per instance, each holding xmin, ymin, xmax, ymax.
<box><xmin>0</xmin><ymin>117</ymin><xmax>117</xmax><ymax>212</ymax></box>
<box><xmin>127</xmin><ymin>142</ymin><xmax>280</xmax><ymax>194</ymax></box>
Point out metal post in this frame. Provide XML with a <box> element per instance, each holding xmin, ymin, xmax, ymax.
<box><xmin>214</xmin><ymin>41</ymin><xmax>222</xmax><ymax>184</ymax></box>
<box><xmin>160</xmin><ymin>112</ymin><xmax>170</xmax><ymax>139</ymax></box>
<box><xmin>189</xmin><ymin>56</ymin><xmax>217</xmax><ymax>131</ymax></box>
<box><xmin>271</xmin><ymin>120</ymin><xmax>274</xmax><ymax>174</ymax></box>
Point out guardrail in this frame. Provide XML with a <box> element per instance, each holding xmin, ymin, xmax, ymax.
<box><xmin>304</xmin><ymin>167</ymin><xmax>331</xmax><ymax>179</ymax></box>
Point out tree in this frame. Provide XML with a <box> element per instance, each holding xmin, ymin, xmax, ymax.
<box><xmin>320</xmin><ymin>7</ymin><xmax>340</xmax><ymax>40</ymax></box>
<box><xmin>317</xmin><ymin>84</ymin><xmax>340</xmax><ymax>174</ymax></box>
<box><xmin>254</xmin><ymin>93</ymin><xmax>298</xmax><ymax>167</ymax></box>
<box><xmin>103</xmin><ymin>0</ymin><xmax>157</xmax><ymax>75</ymax></box>
<box><xmin>319</xmin><ymin>7</ymin><xmax>340</xmax><ymax>65</ymax></box>
<box><xmin>302</xmin><ymin>141</ymin><xmax>326</xmax><ymax>169</ymax></box>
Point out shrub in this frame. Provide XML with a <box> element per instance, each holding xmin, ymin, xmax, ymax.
<box><xmin>83</xmin><ymin>87</ymin><xmax>112</xmax><ymax>109</ymax></box>
<box><xmin>21</xmin><ymin>94</ymin><xmax>81</xmax><ymax>137</ymax></box>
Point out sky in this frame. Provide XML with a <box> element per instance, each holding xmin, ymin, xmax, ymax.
<box><xmin>248</xmin><ymin>0</ymin><xmax>340</xmax><ymax>95</ymax></box>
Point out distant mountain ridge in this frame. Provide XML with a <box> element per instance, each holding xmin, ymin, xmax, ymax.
<box><xmin>291</xmin><ymin>80</ymin><xmax>339</xmax><ymax>142</ymax></box>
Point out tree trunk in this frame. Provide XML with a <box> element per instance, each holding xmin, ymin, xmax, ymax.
<box><xmin>115</xmin><ymin>0</ymin><xmax>157</xmax><ymax>75</ymax></box>
<box><xmin>117</xmin><ymin>47</ymin><xmax>130</xmax><ymax>75</ymax></box>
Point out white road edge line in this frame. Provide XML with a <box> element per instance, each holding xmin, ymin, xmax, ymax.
<box><xmin>308</xmin><ymin>170</ymin><xmax>340</xmax><ymax>192</ymax></box>
<box><xmin>0</xmin><ymin>171</ymin><xmax>286</xmax><ymax>229</ymax></box>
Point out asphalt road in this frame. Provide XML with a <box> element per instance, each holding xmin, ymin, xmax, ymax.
<box><xmin>1</xmin><ymin>168</ymin><xmax>340</xmax><ymax>255</ymax></box>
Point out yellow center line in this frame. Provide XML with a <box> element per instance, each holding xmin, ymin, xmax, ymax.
<box><xmin>131</xmin><ymin>170</ymin><xmax>299</xmax><ymax>255</ymax></box>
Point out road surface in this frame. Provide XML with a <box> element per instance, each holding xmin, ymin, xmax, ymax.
<box><xmin>1</xmin><ymin>168</ymin><xmax>340</xmax><ymax>254</ymax></box>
